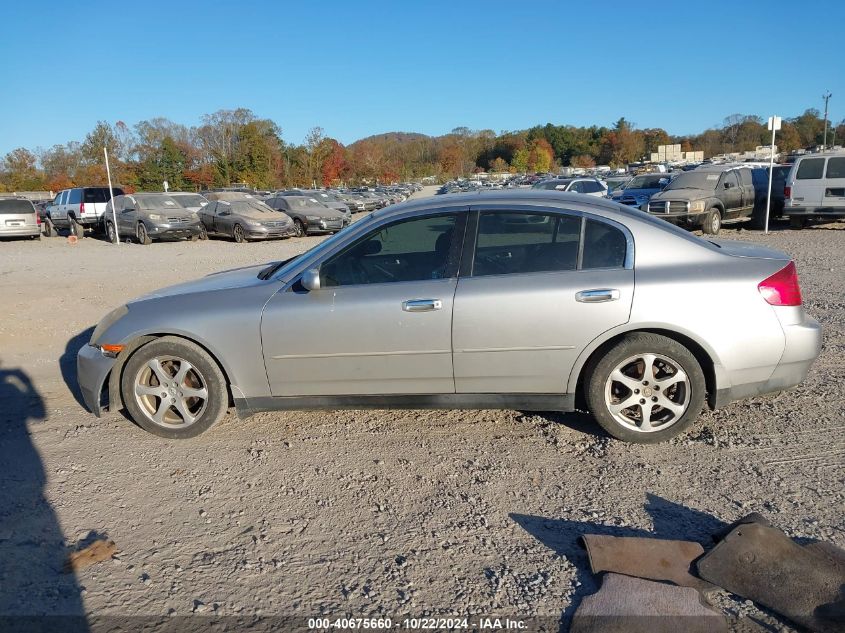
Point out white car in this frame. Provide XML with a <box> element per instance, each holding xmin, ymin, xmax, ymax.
<box><xmin>531</xmin><ymin>177</ymin><xmax>608</xmax><ymax>197</ymax></box>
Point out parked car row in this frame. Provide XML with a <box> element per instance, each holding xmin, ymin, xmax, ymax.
<box><xmin>24</xmin><ymin>181</ymin><xmax>423</xmax><ymax>244</ymax></box>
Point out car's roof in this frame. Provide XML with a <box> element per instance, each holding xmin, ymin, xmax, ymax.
<box><xmin>694</xmin><ymin>164</ymin><xmax>752</xmax><ymax>173</ymax></box>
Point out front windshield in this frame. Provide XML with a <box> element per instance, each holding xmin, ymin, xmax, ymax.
<box><xmin>135</xmin><ymin>195</ymin><xmax>181</xmax><ymax>210</ymax></box>
<box><xmin>625</xmin><ymin>174</ymin><xmax>670</xmax><ymax>190</ymax></box>
<box><xmin>287</xmin><ymin>197</ymin><xmax>326</xmax><ymax>210</ymax></box>
<box><xmin>231</xmin><ymin>200</ymin><xmax>276</xmax><ymax>214</ymax></box>
<box><xmin>172</xmin><ymin>194</ymin><xmax>208</xmax><ymax>208</ymax></box>
<box><xmin>664</xmin><ymin>172</ymin><xmax>719</xmax><ymax>191</ymax></box>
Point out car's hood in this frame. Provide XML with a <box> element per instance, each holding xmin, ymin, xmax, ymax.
<box><xmin>652</xmin><ymin>188</ymin><xmax>711</xmax><ymax>201</ymax></box>
<box><xmin>132</xmin><ymin>263</ymin><xmax>272</xmax><ymax>301</ymax></box>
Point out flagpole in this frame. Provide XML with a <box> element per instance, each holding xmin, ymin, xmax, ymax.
<box><xmin>104</xmin><ymin>147</ymin><xmax>120</xmax><ymax>244</ymax></box>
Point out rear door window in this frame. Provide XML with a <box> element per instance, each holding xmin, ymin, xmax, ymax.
<box><xmin>68</xmin><ymin>189</ymin><xmax>82</xmax><ymax>204</ymax></box>
<box><xmin>825</xmin><ymin>157</ymin><xmax>845</xmax><ymax>179</ymax></box>
<box><xmin>473</xmin><ymin>212</ymin><xmax>581</xmax><ymax>276</ymax></box>
<box><xmin>582</xmin><ymin>181</ymin><xmax>604</xmax><ymax>193</ymax></box>
<box><xmin>796</xmin><ymin>158</ymin><xmax>825</xmax><ymax>179</ymax></box>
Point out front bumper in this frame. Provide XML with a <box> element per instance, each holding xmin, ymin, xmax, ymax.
<box><xmin>247</xmin><ymin>226</ymin><xmax>297</xmax><ymax>239</ymax></box>
<box><xmin>77</xmin><ymin>344</ymin><xmax>118</xmax><ymax>417</ymax></box>
<box><xmin>147</xmin><ymin>223</ymin><xmax>203</xmax><ymax>238</ymax></box>
<box><xmin>307</xmin><ymin>218</ymin><xmax>346</xmax><ymax>232</ymax></box>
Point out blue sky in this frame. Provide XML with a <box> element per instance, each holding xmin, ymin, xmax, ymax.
<box><xmin>3</xmin><ymin>0</ymin><xmax>843</xmax><ymax>153</ymax></box>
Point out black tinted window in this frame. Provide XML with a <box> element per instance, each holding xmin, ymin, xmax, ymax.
<box><xmin>68</xmin><ymin>189</ymin><xmax>82</xmax><ymax>204</ymax></box>
<box><xmin>825</xmin><ymin>157</ymin><xmax>845</xmax><ymax>179</ymax></box>
<box><xmin>796</xmin><ymin>158</ymin><xmax>825</xmax><ymax>180</ymax></box>
<box><xmin>581</xmin><ymin>181</ymin><xmax>601</xmax><ymax>193</ymax></box>
<box><xmin>84</xmin><ymin>187</ymin><xmax>123</xmax><ymax>203</ymax></box>
<box><xmin>0</xmin><ymin>199</ymin><xmax>35</xmax><ymax>214</ymax></box>
<box><xmin>582</xmin><ymin>219</ymin><xmax>627</xmax><ymax>269</ymax></box>
<box><xmin>738</xmin><ymin>169</ymin><xmax>753</xmax><ymax>187</ymax></box>
<box><xmin>473</xmin><ymin>212</ymin><xmax>581</xmax><ymax>276</ymax></box>
<box><xmin>321</xmin><ymin>214</ymin><xmax>459</xmax><ymax>287</ymax></box>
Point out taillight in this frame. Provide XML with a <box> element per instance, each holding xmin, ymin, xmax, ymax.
<box><xmin>784</xmin><ymin>185</ymin><xmax>791</xmax><ymax>199</ymax></box>
<box><xmin>79</xmin><ymin>202</ymin><xmax>85</xmax><ymax>215</ymax></box>
<box><xmin>36</xmin><ymin>213</ymin><xmax>41</xmax><ymax>225</ymax></box>
<box><xmin>758</xmin><ymin>261</ymin><xmax>802</xmax><ymax>306</ymax></box>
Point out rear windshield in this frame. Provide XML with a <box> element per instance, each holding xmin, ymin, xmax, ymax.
<box><xmin>0</xmin><ymin>199</ymin><xmax>35</xmax><ymax>214</ymax></box>
<box><xmin>84</xmin><ymin>188</ymin><xmax>124</xmax><ymax>203</ymax></box>
<box><xmin>230</xmin><ymin>200</ymin><xmax>275</xmax><ymax>213</ymax></box>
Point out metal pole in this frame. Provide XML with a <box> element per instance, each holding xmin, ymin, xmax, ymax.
<box><xmin>765</xmin><ymin>123</ymin><xmax>776</xmax><ymax>234</ymax></box>
<box><xmin>822</xmin><ymin>91</ymin><xmax>832</xmax><ymax>150</ymax></box>
<box><xmin>104</xmin><ymin>147</ymin><xmax>120</xmax><ymax>243</ymax></box>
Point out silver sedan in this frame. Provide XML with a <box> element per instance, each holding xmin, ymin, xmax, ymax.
<box><xmin>78</xmin><ymin>191</ymin><xmax>821</xmax><ymax>443</ymax></box>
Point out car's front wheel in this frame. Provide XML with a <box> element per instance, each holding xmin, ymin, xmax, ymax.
<box><xmin>294</xmin><ymin>219</ymin><xmax>306</xmax><ymax>237</ymax></box>
<box><xmin>233</xmin><ymin>224</ymin><xmax>246</xmax><ymax>243</ymax></box>
<box><xmin>702</xmin><ymin>208</ymin><xmax>721</xmax><ymax>235</ymax></box>
<box><xmin>121</xmin><ymin>336</ymin><xmax>229</xmax><ymax>439</ymax></box>
<box><xmin>106</xmin><ymin>221</ymin><xmax>118</xmax><ymax>244</ymax></box>
<box><xmin>586</xmin><ymin>333</ymin><xmax>706</xmax><ymax>443</ymax></box>
<box><xmin>137</xmin><ymin>222</ymin><xmax>152</xmax><ymax>245</ymax></box>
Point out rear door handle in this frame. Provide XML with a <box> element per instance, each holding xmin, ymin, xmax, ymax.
<box><xmin>402</xmin><ymin>298</ymin><xmax>442</xmax><ymax>312</ymax></box>
<box><xmin>575</xmin><ymin>289</ymin><xmax>620</xmax><ymax>303</ymax></box>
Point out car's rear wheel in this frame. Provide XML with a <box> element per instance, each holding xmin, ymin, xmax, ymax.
<box><xmin>790</xmin><ymin>216</ymin><xmax>806</xmax><ymax>229</ymax></box>
<box><xmin>106</xmin><ymin>221</ymin><xmax>117</xmax><ymax>244</ymax></box>
<box><xmin>294</xmin><ymin>219</ymin><xmax>306</xmax><ymax>237</ymax></box>
<box><xmin>121</xmin><ymin>336</ymin><xmax>228</xmax><ymax>439</ymax></box>
<box><xmin>702</xmin><ymin>208</ymin><xmax>721</xmax><ymax>235</ymax></box>
<box><xmin>586</xmin><ymin>333</ymin><xmax>706</xmax><ymax>443</ymax></box>
<box><xmin>137</xmin><ymin>222</ymin><xmax>152</xmax><ymax>245</ymax></box>
<box><xmin>233</xmin><ymin>224</ymin><xmax>246</xmax><ymax>243</ymax></box>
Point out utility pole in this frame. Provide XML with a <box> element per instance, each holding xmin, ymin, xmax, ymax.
<box><xmin>822</xmin><ymin>91</ymin><xmax>832</xmax><ymax>150</ymax></box>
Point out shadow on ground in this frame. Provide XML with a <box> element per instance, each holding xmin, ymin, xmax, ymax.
<box><xmin>511</xmin><ymin>494</ymin><xmax>732</xmax><ymax>629</ymax></box>
<box><xmin>0</xmin><ymin>360</ymin><xmax>88</xmax><ymax>631</ymax></box>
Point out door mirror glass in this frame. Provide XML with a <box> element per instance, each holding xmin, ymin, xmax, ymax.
<box><xmin>301</xmin><ymin>268</ymin><xmax>321</xmax><ymax>291</ymax></box>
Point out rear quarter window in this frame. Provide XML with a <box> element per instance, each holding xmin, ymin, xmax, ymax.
<box><xmin>825</xmin><ymin>157</ymin><xmax>845</xmax><ymax>179</ymax></box>
<box><xmin>582</xmin><ymin>219</ymin><xmax>627</xmax><ymax>269</ymax></box>
<box><xmin>796</xmin><ymin>158</ymin><xmax>825</xmax><ymax>180</ymax></box>
<box><xmin>68</xmin><ymin>189</ymin><xmax>83</xmax><ymax>204</ymax></box>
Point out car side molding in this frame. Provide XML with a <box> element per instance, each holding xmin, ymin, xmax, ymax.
<box><xmin>233</xmin><ymin>393</ymin><xmax>575</xmax><ymax>419</ymax></box>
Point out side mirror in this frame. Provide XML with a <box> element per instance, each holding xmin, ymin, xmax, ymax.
<box><xmin>301</xmin><ymin>268</ymin><xmax>321</xmax><ymax>291</ymax></box>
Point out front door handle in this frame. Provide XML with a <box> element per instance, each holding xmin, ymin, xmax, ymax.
<box><xmin>402</xmin><ymin>298</ymin><xmax>442</xmax><ymax>312</ymax></box>
<box><xmin>575</xmin><ymin>289</ymin><xmax>620</xmax><ymax>303</ymax></box>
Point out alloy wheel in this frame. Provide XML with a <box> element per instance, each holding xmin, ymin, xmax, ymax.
<box><xmin>604</xmin><ymin>353</ymin><xmax>691</xmax><ymax>433</ymax></box>
<box><xmin>133</xmin><ymin>356</ymin><xmax>209</xmax><ymax>428</ymax></box>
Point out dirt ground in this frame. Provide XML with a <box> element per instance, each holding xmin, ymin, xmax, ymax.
<box><xmin>0</xmin><ymin>188</ymin><xmax>842</xmax><ymax>631</ymax></box>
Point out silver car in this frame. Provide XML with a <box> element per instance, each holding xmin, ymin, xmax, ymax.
<box><xmin>78</xmin><ymin>191</ymin><xmax>821</xmax><ymax>443</ymax></box>
<box><xmin>0</xmin><ymin>197</ymin><xmax>41</xmax><ymax>239</ymax></box>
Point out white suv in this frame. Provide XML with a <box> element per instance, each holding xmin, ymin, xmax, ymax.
<box><xmin>44</xmin><ymin>186</ymin><xmax>124</xmax><ymax>237</ymax></box>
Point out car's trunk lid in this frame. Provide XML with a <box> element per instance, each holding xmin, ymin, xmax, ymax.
<box><xmin>708</xmin><ymin>239</ymin><xmax>790</xmax><ymax>261</ymax></box>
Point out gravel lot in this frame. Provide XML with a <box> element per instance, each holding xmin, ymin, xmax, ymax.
<box><xmin>0</xmin><ymin>187</ymin><xmax>842</xmax><ymax>630</ymax></box>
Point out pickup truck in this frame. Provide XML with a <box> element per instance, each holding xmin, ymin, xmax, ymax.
<box><xmin>646</xmin><ymin>166</ymin><xmax>755</xmax><ymax>235</ymax></box>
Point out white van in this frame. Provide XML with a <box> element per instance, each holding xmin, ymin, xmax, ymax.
<box><xmin>783</xmin><ymin>152</ymin><xmax>845</xmax><ymax>228</ymax></box>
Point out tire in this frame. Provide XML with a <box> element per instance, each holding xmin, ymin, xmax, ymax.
<box><xmin>137</xmin><ymin>222</ymin><xmax>152</xmax><ymax>245</ymax></box>
<box><xmin>233</xmin><ymin>223</ymin><xmax>246</xmax><ymax>243</ymax></box>
<box><xmin>294</xmin><ymin>219</ymin><xmax>306</xmax><ymax>237</ymax></box>
<box><xmin>43</xmin><ymin>218</ymin><xmax>54</xmax><ymax>237</ymax></box>
<box><xmin>702</xmin><ymin>208</ymin><xmax>721</xmax><ymax>235</ymax></box>
<box><xmin>120</xmin><ymin>336</ymin><xmax>229</xmax><ymax>439</ymax></box>
<box><xmin>789</xmin><ymin>216</ymin><xmax>806</xmax><ymax>229</ymax></box>
<box><xmin>585</xmin><ymin>333</ymin><xmax>706</xmax><ymax>444</ymax></box>
<box><xmin>33</xmin><ymin>234</ymin><xmax>41</xmax><ymax>241</ymax></box>
<box><xmin>106</xmin><ymin>221</ymin><xmax>118</xmax><ymax>244</ymax></box>
<box><xmin>198</xmin><ymin>225</ymin><xmax>208</xmax><ymax>241</ymax></box>
<box><xmin>70</xmin><ymin>216</ymin><xmax>85</xmax><ymax>238</ymax></box>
